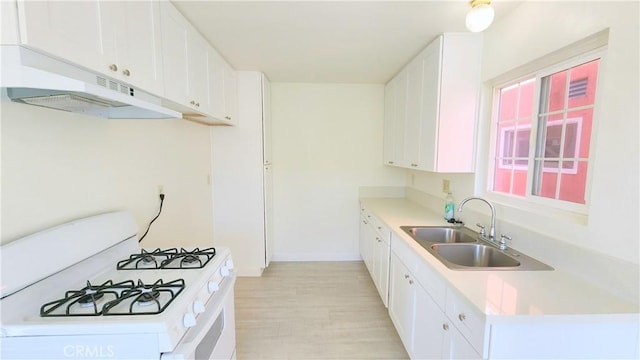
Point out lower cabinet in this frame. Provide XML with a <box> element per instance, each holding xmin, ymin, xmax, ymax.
<box><xmin>389</xmin><ymin>252</ymin><xmax>481</xmax><ymax>360</ymax></box>
<box><xmin>359</xmin><ymin>206</ymin><xmax>391</xmax><ymax>307</ymax></box>
<box><xmin>360</xmin><ymin>204</ymin><xmax>640</xmax><ymax>359</ymax></box>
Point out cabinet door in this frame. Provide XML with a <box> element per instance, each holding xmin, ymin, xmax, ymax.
<box><xmin>403</xmin><ymin>57</ymin><xmax>424</xmax><ymax>169</ymax></box>
<box><xmin>112</xmin><ymin>0</ymin><xmax>164</xmax><ymax>95</ymax></box>
<box><xmin>383</xmin><ymin>73</ymin><xmax>407</xmax><ymax>167</ymax></box>
<box><xmin>188</xmin><ymin>33</ymin><xmax>211</xmax><ymax>113</ymax></box>
<box><xmin>444</xmin><ymin>325</ymin><xmax>481</xmax><ymax>360</ymax></box>
<box><xmin>17</xmin><ymin>1</ymin><xmax>105</xmax><ymax>72</ymax></box>
<box><xmin>378</xmin><ymin>239</ymin><xmax>390</xmax><ymax>308</ymax></box>
<box><xmin>383</xmin><ymin>81</ymin><xmax>398</xmax><ymax>166</ymax></box>
<box><xmin>412</xmin><ymin>284</ymin><xmax>447</xmax><ymax>359</ymax></box>
<box><xmin>418</xmin><ymin>37</ymin><xmax>442</xmax><ymax>171</ymax></box>
<box><xmin>208</xmin><ymin>48</ymin><xmax>227</xmax><ymax>121</ymax></box>
<box><xmin>160</xmin><ymin>2</ymin><xmax>190</xmax><ymax>106</ymax></box>
<box><xmin>436</xmin><ymin>34</ymin><xmax>482</xmax><ymax>173</ymax></box>
<box><xmin>223</xmin><ymin>61</ymin><xmax>238</xmax><ymax>123</ymax></box>
<box><xmin>389</xmin><ymin>253</ymin><xmax>415</xmax><ymax>350</ymax></box>
<box><xmin>372</xmin><ymin>234</ymin><xmax>385</xmax><ymax>301</ymax></box>
<box><xmin>359</xmin><ymin>216</ymin><xmax>369</xmax><ymax>266</ymax></box>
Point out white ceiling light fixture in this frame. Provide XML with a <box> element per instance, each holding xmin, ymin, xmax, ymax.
<box><xmin>465</xmin><ymin>0</ymin><xmax>495</xmax><ymax>33</ymax></box>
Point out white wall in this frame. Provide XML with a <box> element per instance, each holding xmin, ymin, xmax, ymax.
<box><xmin>1</xmin><ymin>100</ymin><xmax>214</xmax><ymax>248</ymax></box>
<box><xmin>408</xmin><ymin>1</ymin><xmax>639</xmax><ymax>264</ymax></box>
<box><xmin>271</xmin><ymin>83</ymin><xmax>405</xmax><ymax>260</ymax></box>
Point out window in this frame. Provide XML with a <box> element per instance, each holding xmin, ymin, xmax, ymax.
<box><xmin>489</xmin><ymin>53</ymin><xmax>601</xmax><ymax>211</ymax></box>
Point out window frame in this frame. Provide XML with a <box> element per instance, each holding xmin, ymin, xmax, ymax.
<box><xmin>485</xmin><ymin>48</ymin><xmax>605</xmax><ymax>217</ymax></box>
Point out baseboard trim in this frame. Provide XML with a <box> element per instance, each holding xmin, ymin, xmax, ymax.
<box><xmin>271</xmin><ymin>253</ymin><xmax>362</xmax><ymax>262</ymax></box>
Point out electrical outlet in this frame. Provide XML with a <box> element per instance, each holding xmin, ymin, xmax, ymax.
<box><xmin>442</xmin><ymin>179</ymin><xmax>451</xmax><ymax>193</ymax></box>
<box><xmin>158</xmin><ymin>185</ymin><xmax>164</xmax><ymax>195</ymax></box>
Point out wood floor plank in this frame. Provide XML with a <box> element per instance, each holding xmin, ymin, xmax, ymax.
<box><xmin>234</xmin><ymin>261</ymin><xmax>409</xmax><ymax>360</ymax></box>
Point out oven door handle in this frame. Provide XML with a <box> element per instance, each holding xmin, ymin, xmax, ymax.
<box><xmin>161</xmin><ymin>270</ymin><xmax>236</xmax><ymax>360</ymax></box>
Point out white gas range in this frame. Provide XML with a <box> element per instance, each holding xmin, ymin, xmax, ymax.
<box><xmin>0</xmin><ymin>211</ymin><xmax>236</xmax><ymax>360</ymax></box>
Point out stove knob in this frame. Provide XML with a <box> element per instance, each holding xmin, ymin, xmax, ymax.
<box><xmin>193</xmin><ymin>300</ymin><xmax>205</xmax><ymax>314</ymax></box>
<box><xmin>208</xmin><ymin>281</ymin><xmax>220</xmax><ymax>293</ymax></box>
<box><xmin>183</xmin><ymin>313</ymin><xmax>196</xmax><ymax>328</ymax></box>
<box><xmin>225</xmin><ymin>259</ymin><xmax>234</xmax><ymax>269</ymax></box>
<box><xmin>220</xmin><ymin>266</ymin><xmax>230</xmax><ymax>277</ymax></box>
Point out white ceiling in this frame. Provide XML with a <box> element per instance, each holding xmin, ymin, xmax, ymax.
<box><xmin>173</xmin><ymin>1</ymin><xmax>523</xmax><ymax>84</ymax></box>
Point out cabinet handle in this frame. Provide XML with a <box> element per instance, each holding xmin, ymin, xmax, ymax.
<box><xmin>195</xmin><ymin>102</ymin><xmax>200</xmax><ymax>107</ymax></box>
<box><xmin>190</xmin><ymin>100</ymin><xmax>196</xmax><ymax>105</ymax></box>
<box><xmin>408</xmin><ymin>280</ymin><xmax>414</xmax><ymax>285</ymax></box>
<box><xmin>442</xmin><ymin>323</ymin><xmax>449</xmax><ymax>331</ymax></box>
<box><xmin>458</xmin><ymin>313</ymin><xmax>466</xmax><ymax>321</ymax></box>
<box><xmin>109</xmin><ymin>64</ymin><xmax>118</xmax><ymax>72</ymax></box>
<box><xmin>388</xmin><ymin>161</ymin><xmax>394</xmax><ymax>164</ymax></box>
<box><xmin>363</xmin><ymin>220</ymin><xmax>368</xmax><ymax>225</ymax></box>
<box><xmin>122</xmin><ymin>69</ymin><xmax>130</xmax><ymax>76</ymax></box>
<box><xmin>225</xmin><ymin>116</ymin><xmax>231</xmax><ymax>120</ymax></box>
<box><xmin>411</xmin><ymin>163</ymin><xmax>418</xmax><ymax>167</ymax></box>
<box><xmin>377</xmin><ymin>238</ymin><xmax>382</xmax><ymax>243</ymax></box>
<box><xmin>404</xmin><ymin>274</ymin><xmax>410</xmax><ymax>279</ymax></box>
<box><xmin>377</xmin><ymin>226</ymin><xmax>382</xmax><ymax>230</ymax></box>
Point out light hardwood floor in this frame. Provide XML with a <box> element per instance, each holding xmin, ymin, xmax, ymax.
<box><xmin>234</xmin><ymin>261</ymin><xmax>409</xmax><ymax>360</ymax></box>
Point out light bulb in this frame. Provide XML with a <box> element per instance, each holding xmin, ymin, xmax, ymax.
<box><xmin>465</xmin><ymin>3</ymin><xmax>495</xmax><ymax>33</ymax></box>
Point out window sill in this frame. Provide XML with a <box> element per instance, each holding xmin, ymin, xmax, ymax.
<box><xmin>483</xmin><ymin>192</ymin><xmax>589</xmax><ymax>226</ymax></box>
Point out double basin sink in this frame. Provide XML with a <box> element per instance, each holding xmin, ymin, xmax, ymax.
<box><xmin>400</xmin><ymin>226</ymin><xmax>553</xmax><ymax>271</ymax></box>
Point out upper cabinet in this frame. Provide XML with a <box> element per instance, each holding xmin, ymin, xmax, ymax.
<box><xmin>7</xmin><ymin>0</ymin><xmax>237</xmax><ymax>125</ymax></box>
<box><xmin>159</xmin><ymin>1</ymin><xmax>237</xmax><ymax>125</ymax></box>
<box><xmin>16</xmin><ymin>0</ymin><xmax>165</xmax><ymax>96</ymax></box>
<box><xmin>383</xmin><ymin>33</ymin><xmax>482</xmax><ymax>173</ymax></box>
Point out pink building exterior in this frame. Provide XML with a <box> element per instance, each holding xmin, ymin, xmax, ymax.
<box><xmin>493</xmin><ymin>60</ymin><xmax>599</xmax><ymax>205</ymax></box>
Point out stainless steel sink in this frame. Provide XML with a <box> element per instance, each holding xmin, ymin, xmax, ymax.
<box><xmin>430</xmin><ymin>243</ymin><xmax>520</xmax><ymax>268</ymax></box>
<box><xmin>400</xmin><ymin>226</ymin><xmax>477</xmax><ymax>244</ymax></box>
<box><xmin>400</xmin><ymin>225</ymin><xmax>553</xmax><ymax>271</ymax></box>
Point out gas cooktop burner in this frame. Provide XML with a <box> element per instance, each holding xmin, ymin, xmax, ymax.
<box><xmin>77</xmin><ymin>291</ymin><xmax>105</xmax><ymax>308</ymax></box>
<box><xmin>117</xmin><ymin>247</ymin><xmax>216</xmax><ymax>270</ymax></box>
<box><xmin>40</xmin><ymin>279</ymin><xmax>185</xmax><ymax>317</ymax></box>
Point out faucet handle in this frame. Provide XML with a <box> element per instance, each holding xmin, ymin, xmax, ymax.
<box><xmin>475</xmin><ymin>223</ymin><xmax>486</xmax><ymax>236</ymax></box>
<box><xmin>499</xmin><ymin>234</ymin><xmax>512</xmax><ymax>250</ymax></box>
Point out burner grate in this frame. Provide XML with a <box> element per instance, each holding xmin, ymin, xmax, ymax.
<box><xmin>40</xmin><ymin>279</ymin><xmax>185</xmax><ymax>317</ymax></box>
<box><xmin>117</xmin><ymin>247</ymin><xmax>216</xmax><ymax>270</ymax></box>
<box><xmin>103</xmin><ymin>279</ymin><xmax>185</xmax><ymax>316</ymax></box>
<box><xmin>40</xmin><ymin>280</ymin><xmax>133</xmax><ymax>317</ymax></box>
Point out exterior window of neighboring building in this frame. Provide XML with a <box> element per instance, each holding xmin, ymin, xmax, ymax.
<box><xmin>489</xmin><ymin>54</ymin><xmax>601</xmax><ymax>211</ymax></box>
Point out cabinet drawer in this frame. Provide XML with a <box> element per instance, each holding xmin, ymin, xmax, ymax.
<box><xmin>445</xmin><ymin>288</ymin><xmax>486</xmax><ymax>353</ymax></box>
<box><xmin>361</xmin><ymin>207</ymin><xmax>391</xmax><ymax>244</ymax></box>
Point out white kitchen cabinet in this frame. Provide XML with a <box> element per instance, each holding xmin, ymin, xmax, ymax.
<box><xmin>389</xmin><ymin>242</ymin><xmax>481</xmax><ymax>360</ymax></box>
<box><xmin>383</xmin><ymin>71</ymin><xmax>407</xmax><ymax>166</ymax></box>
<box><xmin>372</xmin><ymin>230</ymin><xmax>390</xmax><ymax>306</ymax></box>
<box><xmin>160</xmin><ymin>2</ymin><xmax>208</xmax><ymax>114</ymax></box>
<box><xmin>361</xmin><ymin>215</ymin><xmax>375</xmax><ymax>275</ymax></box>
<box><xmin>389</xmin><ymin>252</ymin><xmax>414</xmax><ymax>345</ymax></box>
<box><xmin>1</xmin><ymin>1</ymin><xmax>20</xmax><ymax>45</ymax></box>
<box><xmin>16</xmin><ymin>0</ymin><xmax>164</xmax><ymax>96</ymax></box>
<box><xmin>359</xmin><ymin>206</ymin><xmax>391</xmax><ymax>307</ymax></box>
<box><xmin>160</xmin><ymin>1</ymin><xmax>237</xmax><ymax>125</ymax></box>
<box><xmin>223</xmin><ymin>60</ymin><xmax>238</xmax><ymax>124</ymax></box>
<box><xmin>208</xmin><ymin>49</ymin><xmax>239</xmax><ymax>125</ymax></box>
<box><xmin>402</xmin><ymin>56</ymin><xmax>424</xmax><ymax>169</ymax></box>
<box><xmin>211</xmin><ymin>72</ymin><xmax>272</xmax><ymax>276</ymax></box>
<box><xmin>383</xmin><ymin>33</ymin><xmax>482</xmax><ymax>172</ymax></box>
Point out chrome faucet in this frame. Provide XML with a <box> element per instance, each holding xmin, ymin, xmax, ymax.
<box><xmin>458</xmin><ymin>197</ymin><xmax>497</xmax><ymax>242</ymax></box>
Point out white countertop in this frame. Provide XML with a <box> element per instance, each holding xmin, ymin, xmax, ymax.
<box><xmin>360</xmin><ymin>197</ymin><xmax>639</xmax><ymax>322</ymax></box>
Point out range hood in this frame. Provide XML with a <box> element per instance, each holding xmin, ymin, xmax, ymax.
<box><xmin>1</xmin><ymin>46</ymin><xmax>181</xmax><ymax>119</ymax></box>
